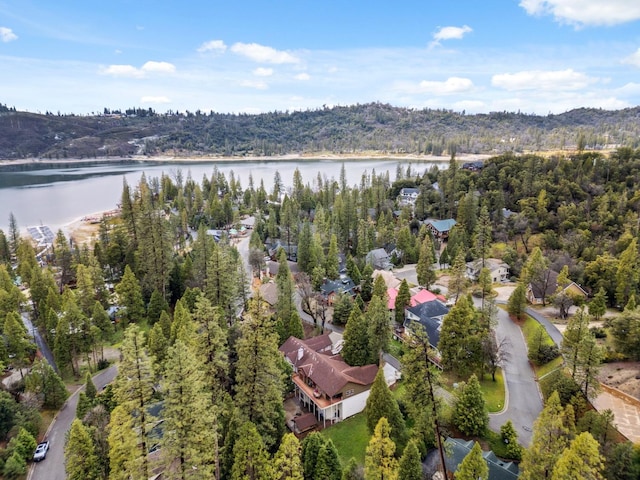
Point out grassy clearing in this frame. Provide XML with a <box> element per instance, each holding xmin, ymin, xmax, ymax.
<box><xmin>478</xmin><ymin>370</ymin><xmax>505</xmax><ymax>413</ymax></box>
<box><xmin>521</xmin><ymin>316</ymin><xmax>555</xmax><ymax>347</ymax></box>
<box><xmin>321</xmin><ymin>412</ymin><xmax>370</xmax><ymax>466</ymax></box>
<box><xmin>536</xmin><ymin>355</ymin><xmax>564</xmax><ymax>378</ymax></box>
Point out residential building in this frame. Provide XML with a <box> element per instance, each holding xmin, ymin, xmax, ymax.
<box><xmin>320</xmin><ymin>276</ymin><xmax>357</xmax><ymax>305</ymax></box>
<box><xmin>526</xmin><ymin>269</ymin><xmax>588</xmax><ymax>305</ymax></box>
<box><xmin>366</xmin><ymin>248</ymin><xmax>393</xmax><ymax>270</ymax></box>
<box><xmin>279</xmin><ymin>334</ymin><xmax>378</xmax><ymax>427</ymax></box>
<box><xmin>424</xmin><ymin>218</ymin><xmax>457</xmax><ymax>240</ymax></box>
<box><xmin>403</xmin><ymin>299</ymin><xmax>449</xmax><ymax>351</ymax></box>
<box><xmin>466</xmin><ymin>258</ymin><xmax>510</xmax><ymax>283</ymax></box>
<box><xmin>443</xmin><ymin>438</ymin><xmax>519</xmax><ymax>480</ymax></box>
<box><xmin>397</xmin><ymin>187</ymin><xmax>420</xmax><ymax>206</ymax></box>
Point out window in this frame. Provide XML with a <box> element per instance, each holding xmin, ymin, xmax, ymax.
<box><xmin>345</xmin><ymin>389</ymin><xmax>354</xmax><ymax>397</ymax></box>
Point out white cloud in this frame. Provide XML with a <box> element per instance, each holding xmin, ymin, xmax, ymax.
<box><xmin>492</xmin><ymin>69</ymin><xmax>597</xmax><ymax>91</ymax></box>
<box><xmin>197</xmin><ymin>40</ymin><xmax>227</xmax><ymax>53</ymax></box>
<box><xmin>141</xmin><ymin>96</ymin><xmax>171</xmax><ymax>104</ymax></box>
<box><xmin>141</xmin><ymin>61</ymin><xmax>176</xmax><ymax>74</ymax></box>
<box><xmin>0</xmin><ymin>27</ymin><xmax>18</xmax><ymax>42</ymax></box>
<box><xmin>239</xmin><ymin>79</ymin><xmax>268</xmax><ymax>90</ymax></box>
<box><xmin>100</xmin><ymin>61</ymin><xmax>175</xmax><ymax>78</ymax></box>
<box><xmin>295</xmin><ymin>73</ymin><xmax>310</xmax><ymax>81</ymax></box>
<box><xmin>253</xmin><ymin>67</ymin><xmax>273</xmax><ymax>77</ymax></box>
<box><xmin>432</xmin><ymin>25</ymin><xmax>472</xmax><ymax>43</ymax></box>
<box><xmin>520</xmin><ymin>0</ymin><xmax>640</xmax><ymax>27</ymax></box>
<box><xmin>230</xmin><ymin>42</ymin><xmax>299</xmax><ymax>64</ymax></box>
<box><xmin>100</xmin><ymin>64</ymin><xmax>145</xmax><ymax>78</ymax></box>
<box><xmin>453</xmin><ymin>100</ymin><xmax>486</xmax><ymax>112</ymax></box>
<box><xmin>410</xmin><ymin>77</ymin><xmax>474</xmax><ymax>95</ymax></box>
<box><xmin>622</xmin><ymin>48</ymin><xmax>640</xmax><ymax>68</ymax></box>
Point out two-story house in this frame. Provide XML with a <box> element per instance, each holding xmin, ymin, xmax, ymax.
<box><xmin>279</xmin><ymin>335</ymin><xmax>378</xmax><ymax>428</ymax></box>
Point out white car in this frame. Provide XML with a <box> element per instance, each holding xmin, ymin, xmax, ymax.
<box><xmin>33</xmin><ymin>441</ymin><xmax>50</xmax><ymax>462</ymax></box>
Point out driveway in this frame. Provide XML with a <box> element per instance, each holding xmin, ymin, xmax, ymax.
<box><xmin>488</xmin><ymin>301</ymin><xmax>543</xmax><ymax>446</ymax></box>
<box><xmin>28</xmin><ymin>365</ymin><xmax>118</xmax><ymax>480</ymax></box>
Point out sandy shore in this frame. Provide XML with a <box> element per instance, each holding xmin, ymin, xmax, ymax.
<box><xmin>62</xmin><ymin>210</ymin><xmax>119</xmax><ymax>245</ymax></box>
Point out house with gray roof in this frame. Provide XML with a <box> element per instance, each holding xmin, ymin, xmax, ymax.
<box><xmin>403</xmin><ymin>299</ymin><xmax>449</xmax><ymax>351</ymax></box>
<box><xmin>444</xmin><ymin>438</ymin><xmax>519</xmax><ymax>480</ymax></box>
<box><xmin>366</xmin><ymin>248</ymin><xmax>393</xmax><ymax>271</ymax></box>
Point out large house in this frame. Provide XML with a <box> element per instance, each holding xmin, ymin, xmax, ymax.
<box><xmin>279</xmin><ymin>334</ymin><xmax>378</xmax><ymax>427</ymax></box>
<box><xmin>443</xmin><ymin>438</ymin><xmax>519</xmax><ymax>480</ymax></box>
<box><xmin>403</xmin><ymin>298</ymin><xmax>450</xmax><ymax>351</ymax></box>
<box><xmin>366</xmin><ymin>248</ymin><xmax>393</xmax><ymax>271</ymax></box>
<box><xmin>424</xmin><ymin>218</ymin><xmax>457</xmax><ymax>241</ymax></box>
<box><xmin>320</xmin><ymin>276</ymin><xmax>357</xmax><ymax>305</ymax></box>
<box><xmin>466</xmin><ymin>258</ymin><xmax>510</xmax><ymax>283</ymax></box>
<box><xmin>397</xmin><ymin>187</ymin><xmax>420</xmax><ymax>206</ymax></box>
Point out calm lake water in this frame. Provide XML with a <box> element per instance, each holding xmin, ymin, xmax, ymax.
<box><xmin>0</xmin><ymin>158</ymin><xmax>447</xmax><ymax>233</ymax></box>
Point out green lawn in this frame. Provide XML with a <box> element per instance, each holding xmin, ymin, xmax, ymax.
<box><xmin>536</xmin><ymin>355</ymin><xmax>564</xmax><ymax>378</ymax></box>
<box><xmin>521</xmin><ymin>316</ymin><xmax>555</xmax><ymax>347</ymax></box>
<box><xmin>321</xmin><ymin>413</ymin><xmax>370</xmax><ymax>466</ymax></box>
<box><xmin>478</xmin><ymin>370</ymin><xmax>505</xmax><ymax>413</ymax></box>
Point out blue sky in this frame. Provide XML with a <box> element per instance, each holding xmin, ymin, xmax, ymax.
<box><xmin>1</xmin><ymin>0</ymin><xmax>639</xmax><ymax>115</ymax></box>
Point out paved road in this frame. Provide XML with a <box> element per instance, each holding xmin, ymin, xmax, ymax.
<box><xmin>21</xmin><ymin>313</ymin><xmax>58</xmax><ymax>373</ymax></box>
<box><xmin>525</xmin><ymin>307</ymin><xmax>564</xmax><ymax>348</ymax></box>
<box><xmin>488</xmin><ymin>302</ymin><xmax>543</xmax><ymax>446</ymax></box>
<box><xmin>28</xmin><ymin>365</ymin><xmax>118</xmax><ymax>480</ymax></box>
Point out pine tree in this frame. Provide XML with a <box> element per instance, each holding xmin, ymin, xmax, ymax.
<box><xmin>507</xmin><ymin>283</ymin><xmax>527</xmax><ymax>320</ymax></box>
<box><xmin>551</xmin><ymin>432</ymin><xmax>604</xmax><ymax>480</ymax></box>
<box><xmin>115</xmin><ymin>265</ymin><xmax>146</xmax><ymax>325</ymax></box>
<box><xmin>231</xmin><ymin>421</ymin><xmax>272</xmax><ymax>480</ymax></box>
<box><xmin>615</xmin><ymin>239</ymin><xmax>639</xmax><ymax>308</ymax></box>
<box><xmin>438</xmin><ymin>295</ymin><xmax>482</xmax><ymax>377</ymax></box>
<box><xmin>234</xmin><ymin>298</ymin><xmax>285</xmax><ymax>451</ymax></box>
<box><xmin>298</xmin><ymin>221</ymin><xmax>314</xmax><ymax>275</ymax></box>
<box><xmin>314</xmin><ymin>439</ymin><xmax>342</xmax><ymax>480</ymax></box>
<box><xmin>326</xmin><ymin>234</ymin><xmax>340</xmax><ymax>280</ymax></box>
<box><xmin>520</xmin><ymin>391</ymin><xmax>571</xmax><ymax>480</ymax></box>
<box><xmin>162</xmin><ymin>340</ymin><xmax>218</xmax><ymax>479</ymax></box>
<box><xmin>453</xmin><ymin>374</ymin><xmax>488</xmax><ymax>436</ymax></box>
<box><xmin>147</xmin><ymin>288</ymin><xmax>169</xmax><ymax>325</ymax></box>
<box><xmin>341</xmin><ymin>304</ymin><xmax>371</xmax><ymax>367</ymax></box>
<box><xmin>24</xmin><ymin>358</ymin><xmax>68</xmax><ymax>409</ymax></box>
<box><xmin>301</xmin><ymin>432</ymin><xmax>325</xmax><ymax>480</ymax></box>
<box><xmin>341</xmin><ymin>458</ymin><xmax>360</xmax><ymax>480</ymax></box>
<box><xmin>521</xmin><ymin>247</ymin><xmax>552</xmax><ymax>306</ymax></box>
<box><xmin>500</xmin><ymin>420</ymin><xmax>523</xmax><ymax>460</ymax></box>
<box><xmin>394</xmin><ymin>279</ymin><xmax>411</xmax><ymax>326</ymax></box>
<box><xmin>398</xmin><ymin>440</ymin><xmax>422</xmax><ymax>480</ymax></box>
<box><xmin>108</xmin><ymin>405</ymin><xmax>140</xmax><ymax>480</ymax></box>
<box><xmin>448</xmin><ymin>250</ymin><xmax>468</xmax><ymax>302</ymax></box>
<box><xmin>113</xmin><ymin>325</ymin><xmax>156</xmax><ymax>479</ymax></box>
<box><xmin>588</xmin><ymin>287</ymin><xmax>607</xmax><ymax>321</ymax></box>
<box><xmin>65</xmin><ymin>419</ymin><xmax>100</xmax><ymax>480</ymax></box>
<box><xmin>366</xmin><ymin>369</ymin><xmax>407</xmax><ymax>451</ymax></box>
<box><xmin>367</xmin><ymin>294</ymin><xmax>391</xmax><ymax>364</ymax></box>
<box><xmin>473</xmin><ymin>205</ymin><xmax>492</xmax><ymax>266</ymax></box>
<box><xmin>276</xmin><ymin>249</ymin><xmax>304</xmax><ymax>343</ymax></box>
<box><xmin>454</xmin><ymin>442</ymin><xmax>488</xmax><ymax>480</ymax></box>
<box><xmin>416</xmin><ymin>235</ymin><xmax>436</xmax><ymax>289</ymax></box>
<box><xmin>364</xmin><ymin>417</ymin><xmax>399</xmax><ymax>480</ymax></box>
<box><xmin>273</xmin><ymin>433</ymin><xmax>304</xmax><ymax>480</ymax></box>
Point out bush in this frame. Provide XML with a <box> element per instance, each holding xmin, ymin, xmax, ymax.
<box><xmin>97</xmin><ymin>358</ymin><xmax>111</xmax><ymax>370</ymax></box>
<box><xmin>540</xmin><ymin>370</ymin><xmax>580</xmax><ymax>405</ymax></box>
<box><xmin>529</xmin><ymin>343</ymin><xmax>560</xmax><ymax>365</ymax></box>
<box><xmin>590</xmin><ymin>326</ymin><xmax>607</xmax><ymax>339</ymax></box>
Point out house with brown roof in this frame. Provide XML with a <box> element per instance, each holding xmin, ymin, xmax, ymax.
<box><xmin>279</xmin><ymin>334</ymin><xmax>378</xmax><ymax>427</ymax></box>
<box><xmin>526</xmin><ymin>269</ymin><xmax>588</xmax><ymax>305</ymax></box>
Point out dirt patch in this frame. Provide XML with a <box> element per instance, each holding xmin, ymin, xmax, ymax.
<box><xmin>597</xmin><ymin>362</ymin><xmax>640</xmax><ymax>400</ymax></box>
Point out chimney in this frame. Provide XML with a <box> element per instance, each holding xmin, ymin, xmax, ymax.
<box><xmin>297</xmin><ymin>347</ymin><xmax>304</xmax><ymax>361</ymax></box>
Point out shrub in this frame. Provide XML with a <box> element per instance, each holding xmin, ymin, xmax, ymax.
<box><xmin>540</xmin><ymin>370</ymin><xmax>580</xmax><ymax>405</ymax></box>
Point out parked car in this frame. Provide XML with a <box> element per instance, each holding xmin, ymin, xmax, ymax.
<box><xmin>33</xmin><ymin>441</ymin><xmax>50</xmax><ymax>462</ymax></box>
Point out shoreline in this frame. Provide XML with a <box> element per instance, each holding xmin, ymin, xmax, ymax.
<box><xmin>0</xmin><ymin>152</ymin><xmax>492</xmax><ymax>168</ymax></box>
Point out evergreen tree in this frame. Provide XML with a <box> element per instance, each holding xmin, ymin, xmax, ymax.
<box><xmin>113</xmin><ymin>325</ymin><xmax>156</xmax><ymax>479</ymax></box>
<box><xmin>604</xmin><ymin>441</ymin><xmax>640</xmax><ymax>480</ymax></box>
<box><xmin>3</xmin><ymin>451</ymin><xmax>26</xmax><ymax>478</ymax></box>
<box><xmin>438</xmin><ymin>295</ymin><xmax>483</xmax><ymax>377</ymax></box>
<box><xmin>454</xmin><ymin>442</ymin><xmax>488</xmax><ymax>480</ymax></box>
<box><xmin>615</xmin><ymin>238</ymin><xmax>639</xmax><ymax>308</ymax></box>
<box><xmin>520</xmin><ymin>391</ymin><xmax>570</xmax><ymax>480</ymax></box>
<box><xmin>562</xmin><ymin>307</ymin><xmax>602</xmax><ymax>398</ymax></box>
<box><xmin>367</xmin><ymin>294</ymin><xmax>391</xmax><ymax>364</ymax></box>
<box><xmin>521</xmin><ymin>247</ymin><xmax>552</xmax><ymax>306</ymax></box>
<box><xmin>551</xmin><ymin>432</ymin><xmax>604</xmax><ymax>480</ymax></box>
<box><xmin>372</xmin><ymin>274</ymin><xmax>387</xmax><ymax>300</ymax></box>
<box><xmin>588</xmin><ymin>287</ymin><xmax>607</xmax><ymax>321</ymax></box>
<box><xmin>507</xmin><ymin>283</ymin><xmax>527</xmax><ymax>320</ymax></box>
<box><xmin>147</xmin><ymin>288</ymin><xmax>169</xmax><ymax>325</ymax></box>
<box><xmin>234</xmin><ymin>298</ymin><xmax>285</xmax><ymax>451</ymax></box>
<box><xmin>398</xmin><ymin>440</ymin><xmax>422</xmax><ymax>480</ymax></box>
<box><xmin>341</xmin><ymin>458</ymin><xmax>360</xmax><ymax>480</ymax></box>
<box><xmin>65</xmin><ymin>419</ymin><xmax>100</xmax><ymax>480</ymax></box>
<box><xmin>314</xmin><ymin>439</ymin><xmax>342</xmax><ymax>480</ymax></box>
<box><xmin>364</xmin><ymin>417</ymin><xmax>399</xmax><ymax>480</ymax></box>
<box><xmin>365</xmin><ymin>369</ymin><xmax>407</xmax><ymax>451</ymax></box>
<box><xmin>108</xmin><ymin>405</ymin><xmax>141</xmax><ymax>480</ymax></box>
<box><xmin>162</xmin><ymin>339</ymin><xmax>218</xmax><ymax>479</ymax></box>
<box><xmin>273</xmin><ymin>433</ymin><xmax>304</xmax><ymax>480</ymax></box>
<box><xmin>326</xmin><ymin>234</ymin><xmax>340</xmax><ymax>280</ymax></box>
<box><xmin>301</xmin><ymin>432</ymin><xmax>325</xmax><ymax>480</ymax></box>
<box><xmin>360</xmin><ymin>264</ymin><xmax>374</xmax><ymax>302</ymax></box>
<box><xmin>341</xmin><ymin>304</ymin><xmax>371</xmax><ymax>367</ymax></box>
<box><xmin>332</xmin><ymin>293</ymin><xmax>354</xmax><ymax>326</ymax></box>
<box><xmin>500</xmin><ymin>420</ymin><xmax>523</xmax><ymax>460</ymax></box>
<box><xmin>416</xmin><ymin>234</ymin><xmax>436</xmax><ymax>289</ymax></box>
<box><xmin>448</xmin><ymin>250</ymin><xmax>468</xmax><ymax>302</ymax></box>
<box><xmin>147</xmin><ymin>322</ymin><xmax>169</xmax><ymax>367</ymax></box>
<box><xmin>231</xmin><ymin>421</ymin><xmax>272</xmax><ymax>480</ymax></box>
<box><xmin>473</xmin><ymin>205</ymin><xmax>492</xmax><ymax>266</ymax></box>
<box><xmin>7</xmin><ymin>427</ymin><xmax>36</xmax><ymax>463</ymax></box>
<box><xmin>453</xmin><ymin>374</ymin><xmax>488</xmax><ymax>436</ymax></box>
<box><xmin>24</xmin><ymin>358</ymin><xmax>68</xmax><ymax>409</ymax></box>
<box><xmin>115</xmin><ymin>265</ymin><xmax>146</xmax><ymax>325</ymax></box>
<box><xmin>276</xmin><ymin>249</ymin><xmax>304</xmax><ymax>343</ymax></box>
<box><xmin>298</xmin><ymin>221</ymin><xmax>314</xmax><ymax>275</ymax></box>
<box><xmin>394</xmin><ymin>279</ymin><xmax>411</xmax><ymax>326</ymax></box>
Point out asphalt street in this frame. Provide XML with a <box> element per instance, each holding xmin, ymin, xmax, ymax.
<box><xmin>28</xmin><ymin>365</ymin><xmax>118</xmax><ymax>480</ymax></box>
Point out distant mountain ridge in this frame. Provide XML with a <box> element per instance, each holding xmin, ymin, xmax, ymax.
<box><xmin>0</xmin><ymin>102</ymin><xmax>638</xmax><ymax>160</ymax></box>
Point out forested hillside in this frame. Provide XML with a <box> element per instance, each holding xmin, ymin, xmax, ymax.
<box><xmin>1</xmin><ymin>102</ymin><xmax>639</xmax><ymax>160</ymax></box>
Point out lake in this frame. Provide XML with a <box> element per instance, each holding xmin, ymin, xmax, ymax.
<box><xmin>0</xmin><ymin>157</ymin><xmax>447</xmax><ymax>233</ymax></box>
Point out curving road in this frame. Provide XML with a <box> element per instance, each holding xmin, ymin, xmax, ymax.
<box><xmin>488</xmin><ymin>302</ymin><xmax>543</xmax><ymax>446</ymax></box>
<box><xmin>28</xmin><ymin>365</ymin><xmax>118</xmax><ymax>480</ymax></box>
